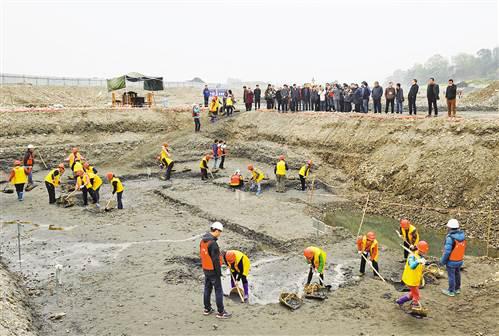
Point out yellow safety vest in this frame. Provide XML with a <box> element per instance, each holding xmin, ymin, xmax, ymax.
<box><xmin>199</xmin><ymin>158</ymin><xmax>208</xmax><ymax>169</ymax></box>
<box><xmin>69</xmin><ymin>153</ymin><xmax>82</xmax><ymax>167</ymax></box>
<box><xmin>45</xmin><ymin>169</ymin><xmax>61</xmax><ymax>186</ymax></box>
<box><xmin>402</xmin><ymin>251</ymin><xmax>424</xmax><ymax>287</ymax></box>
<box><xmin>86</xmin><ymin>167</ymin><xmax>103</xmax><ymax>190</ymax></box>
<box><xmin>360</xmin><ymin>236</ymin><xmax>379</xmax><ymax>262</ymax></box>
<box><xmin>299</xmin><ymin>165</ymin><xmax>310</xmax><ymax>177</ymax></box>
<box><xmin>76</xmin><ymin>173</ymin><xmax>92</xmax><ymax>189</ymax></box>
<box><xmin>226</xmin><ymin>97</ymin><xmax>233</xmax><ymax>106</ymax></box>
<box><xmin>231</xmin><ymin>251</ymin><xmax>251</xmax><ymax>276</ymax></box>
<box><xmin>160</xmin><ymin>148</ymin><xmax>172</xmax><ymax>165</ymax></box>
<box><xmin>276</xmin><ymin>160</ymin><xmax>287</xmax><ymax>176</ymax></box>
<box><xmin>111</xmin><ymin>177</ymin><xmax>124</xmax><ymax>193</ymax></box>
<box><xmin>252</xmin><ymin>169</ymin><xmax>264</xmax><ymax>183</ymax></box>
<box><xmin>11</xmin><ymin>166</ymin><xmax>27</xmax><ymax>184</ymax></box>
<box><xmin>308</xmin><ymin>246</ymin><xmax>327</xmax><ymax>272</ymax></box>
<box><xmin>73</xmin><ymin>161</ymin><xmax>83</xmax><ymax>173</ymax></box>
<box><xmin>401</xmin><ymin>225</ymin><xmax>420</xmax><ymax>245</ymax></box>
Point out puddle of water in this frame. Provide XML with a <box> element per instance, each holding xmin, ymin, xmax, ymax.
<box><xmin>225</xmin><ymin>254</ymin><xmax>351</xmax><ymax>305</ymax></box>
<box><xmin>324</xmin><ymin>210</ymin><xmax>489</xmax><ymax>257</ymax></box>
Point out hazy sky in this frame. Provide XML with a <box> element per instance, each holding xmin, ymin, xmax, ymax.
<box><xmin>1</xmin><ymin>0</ymin><xmax>497</xmax><ymax>84</ymax></box>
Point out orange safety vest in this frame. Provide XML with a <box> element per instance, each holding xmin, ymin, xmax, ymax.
<box><xmin>449</xmin><ymin>240</ymin><xmax>466</xmax><ymax>262</ymax></box>
<box><xmin>230</xmin><ymin>174</ymin><xmax>241</xmax><ymax>186</ymax></box>
<box><xmin>25</xmin><ymin>152</ymin><xmax>34</xmax><ymax>166</ymax></box>
<box><xmin>200</xmin><ymin>240</ymin><xmax>223</xmax><ymax>271</ymax></box>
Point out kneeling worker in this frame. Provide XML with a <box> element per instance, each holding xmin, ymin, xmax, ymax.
<box><xmin>298</xmin><ymin>160</ymin><xmax>313</xmax><ymax>191</ymax></box>
<box><xmin>106</xmin><ymin>172</ymin><xmax>124</xmax><ymax>209</ymax></box>
<box><xmin>229</xmin><ymin>169</ymin><xmax>244</xmax><ymax>190</ymax></box>
<box><xmin>356</xmin><ymin>231</ymin><xmax>380</xmax><ymax>277</ymax></box>
<box><xmin>396</xmin><ymin>241</ymin><xmax>429</xmax><ymax>308</ymax></box>
<box><xmin>45</xmin><ymin>163</ymin><xmax>65</xmax><ymax>204</ymax></box>
<box><xmin>304</xmin><ymin>246</ymin><xmax>327</xmax><ymax>286</ymax></box>
<box><xmin>224</xmin><ymin>250</ymin><xmax>251</xmax><ymax>302</ymax></box>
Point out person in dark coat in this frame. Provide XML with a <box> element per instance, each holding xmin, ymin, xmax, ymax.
<box><xmin>245</xmin><ymin>88</ymin><xmax>254</xmax><ymax>111</ymax></box>
<box><xmin>445</xmin><ymin>79</ymin><xmax>457</xmax><ymax>117</ymax></box>
<box><xmin>361</xmin><ymin>81</ymin><xmax>371</xmax><ymax>113</ymax></box>
<box><xmin>371</xmin><ymin>81</ymin><xmax>383</xmax><ymax>113</ymax></box>
<box><xmin>203</xmin><ymin>85</ymin><xmax>210</xmax><ymax>107</ymax></box>
<box><xmin>352</xmin><ymin>84</ymin><xmax>363</xmax><ymax>112</ymax></box>
<box><xmin>395</xmin><ymin>83</ymin><xmax>404</xmax><ymax>114</ymax></box>
<box><xmin>427</xmin><ymin>77</ymin><xmax>440</xmax><ymax>117</ymax></box>
<box><xmin>302</xmin><ymin>86</ymin><xmax>310</xmax><ymax>111</ymax></box>
<box><xmin>275</xmin><ymin>88</ymin><xmax>282</xmax><ymax>112</ymax></box>
<box><xmin>253</xmin><ymin>85</ymin><xmax>261</xmax><ymax>110</ymax></box>
<box><xmin>343</xmin><ymin>84</ymin><xmax>352</xmax><ymax>112</ymax></box>
<box><xmin>384</xmin><ymin>82</ymin><xmax>396</xmax><ymax>113</ymax></box>
<box><xmin>264</xmin><ymin>84</ymin><xmax>275</xmax><ymax>109</ymax></box>
<box><xmin>408</xmin><ymin>79</ymin><xmax>419</xmax><ymax>115</ymax></box>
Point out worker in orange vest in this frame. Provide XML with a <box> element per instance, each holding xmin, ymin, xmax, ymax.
<box><xmin>8</xmin><ymin>160</ymin><xmax>28</xmax><ymax>201</ymax></box>
<box><xmin>356</xmin><ymin>231</ymin><xmax>380</xmax><ymax>277</ymax></box>
<box><xmin>200</xmin><ymin>222</ymin><xmax>231</xmax><ymax>319</ymax></box>
<box><xmin>229</xmin><ymin>169</ymin><xmax>244</xmax><ymax>190</ymax></box>
<box><xmin>399</xmin><ymin>218</ymin><xmax>420</xmax><ymax>261</ymax></box>
<box><xmin>23</xmin><ymin>144</ymin><xmax>35</xmax><ymax>186</ymax></box>
<box><xmin>440</xmin><ymin>219</ymin><xmax>466</xmax><ymax>297</ymax></box>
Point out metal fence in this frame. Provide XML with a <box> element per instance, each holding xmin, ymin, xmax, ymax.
<box><xmin>0</xmin><ymin>73</ymin><xmax>205</xmax><ymax>88</ymax></box>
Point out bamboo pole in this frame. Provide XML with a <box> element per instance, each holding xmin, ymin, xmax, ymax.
<box><xmin>356</xmin><ymin>193</ymin><xmax>370</xmax><ymax>237</ymax></box>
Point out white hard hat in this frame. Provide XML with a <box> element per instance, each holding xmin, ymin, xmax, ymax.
<box><xmin>447</xmin><ymin>218</ymin><xmax>459</xmax><ymax>229</ymax></box>
<box><xmin>235</xmin><ymin>169</ymin><xmax>240</xmax><ymax>174</ymax></box>
<box><xmin>27</xmin><ymin>144</ymin><xmax>34</xmax><ymax>149</ymax></box>
<box><xmin>211</xmin><ymin>221</ymin><xmax>224</xmax><ymax>232</ymax></box>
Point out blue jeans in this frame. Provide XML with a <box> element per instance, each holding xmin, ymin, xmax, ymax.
<box><xmin>362</xmin><ymin>99</ymin><xmax>369</xmax><ymax>113</ymax></box>
<box><xmin>320</xmin><ymin>101</ymin><xmax>326</xmax><ymax>111</ymax></box>
<box><xmin>446</xmin><ymin>265</ymin><xmax>461</xmax><ymax>293</ymax></box>
<box><xmin>250</xmin><ymin>181</ymin><xmax>261</xmax><ymax>195</ymax></box>
<box><xmin>396</xmin><ymin>100</ymin><xmax>403</xmax><ymax>113</ymax></box>
<box><xmin>373</xmin><ymin>98</ymin><xmax>382</xmax><ymax>113</ymax></box>
<box><xmin>203</xmin><ymin>273</ymin><xmax>225</xmax><ymax>313</ymax></box>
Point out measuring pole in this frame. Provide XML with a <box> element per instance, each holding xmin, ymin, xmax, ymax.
<box><xmin>356</xmin><ymin>193</ymin><xmax>370</xmax><ymax>237</ymax></box>
<box><xmin>17</xmin><ymin>223</ymin><xmax>22</xmax><ymax>272</ymax></box>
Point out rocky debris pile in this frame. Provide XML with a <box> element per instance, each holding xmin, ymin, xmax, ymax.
<box><xmin>0</xmin><ymin>264</ymin><xmax>37</xmax><ymax>336</ymax></box>
<box><xmin>461</xmin><ymin>81</ymin><xmax>499</xmax><ymax>107</ymax></box>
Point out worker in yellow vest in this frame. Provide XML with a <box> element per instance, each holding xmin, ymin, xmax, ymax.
<box><xmin>304</xmin><ymin>246</ymin><xmax>327</xmax><ymax>286</ymax></box>
<box><xmin>298</xmin><ymin>160</ymin><xmax>313</xmax><ymax>191</ymax></box>
<box><xmin>396</xmin><ymin>241</ymin><xmax>429</xmax><ymax>308</ymax></box>
<box><xmin>83</xmin><ymin>162</ymin><xmax>103</xmax><ymax>206</ymax></box>
<box><xmin>159</xmin><ymin>143</ymin><xmax>174</xmax><ymax>181</ymax></box>
<box><xmin>8</xmin><ymin>160</ymin><xmax>28</xmax><ymax>201</ymax></box>
<box><xmin>106</xmin><ymin>172</ymin><xmax>124</xmax><ymax>209</ymax></box>
<box><xmin>356</xmin><ymin>231</ymin><xmax>380</xmax><ymax>277</ymax></box>
<box><xmin>66</xmin><ymin>147</ymin><xmax>85</xmax><ymax>172</ymax></box>
<box><xmin>223</xmin><ymin>250</ymin><xmax>251</xmax><ymax>302</ymax></box>
<box><xmin>44</xmin><ymin>163</ymin><xmax>65</xmax><ymax>204</ymax></box>
<box><xmin>75</xmin><ymin>170</ymin><xmax>96</xmax><ymax>207</ymax></box>
<box><xmin>399</xmin><ymin>218</ymin><xmax>420</xmax><ymax>261</ymax></box>
<box><xmin>200</xmin><ymin>154</ymin><xmax>212</xmax><ymax>180</ymax></box>
<box><xmin>209</xmin><ymin>96</ymin><xmax>220</xmax><ymax>123</ymax></box>
<box><xmin>229</xmin><ymin>169</ymin><xmax>244</xmax><ymax>190</ymax></box>
<box><xmin>247</xmin><ymin>164</ymin><xmax>264</xmax><ymax>196</ymax></box>
<box><xmin>274</xmin><ymin>155</ymin><xmax>288</xmax><ymax>193</ymax></box>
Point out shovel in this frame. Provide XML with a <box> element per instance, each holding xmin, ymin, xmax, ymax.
<box><xmin>104</xmin><ymin>198</ymin><xmax>114</xmax><ymax>212</ymax></box>
<box><xmin>64</xmin><ymin>189</ymin><xmax>78</xmax><ymax>200</ymax></box>
<box><xmin>229</xmin><ymin>271</ymin><xmax>245</xmax><ymax>303</ymax></box>
<box><xmin>2</xmin><ymin>185</ymin><xmax>14</xmax><ymax>194</ymax></box>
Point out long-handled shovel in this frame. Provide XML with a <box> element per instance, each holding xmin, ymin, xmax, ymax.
<box><xmin>359</xmin><ymin>253</ymin><xmax>386</xmax><ymax>283</ymax></box>
<box><xmin>104</xmin><ymin>197</ymin><xmax>114</xmax><ymax>212</ymax></box>
<box><xmin>38</xmin><ymin>152</ymin><xmax>49</xmax><ymax>169</ymax></box>
<box><xmin>64</xmin><ymin>189</ymin><xmax>78</xmax><ymax>200</ymax></box>
<box><xmin>229</xmin><ymin>271</ymin><xmax>245</xmax><ymax>303</ymax></box>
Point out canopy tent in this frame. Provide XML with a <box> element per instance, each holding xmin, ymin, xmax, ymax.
<box><xmin>106</xmin><ymin>72</ymin><xmax>164</xmax><ymax>92</ymax></box>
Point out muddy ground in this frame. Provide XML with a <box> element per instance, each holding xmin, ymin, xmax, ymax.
<box><xmin>1</xmin><ymin>105</ymin><xmax>498</xmax><ymax>335</ymax></box>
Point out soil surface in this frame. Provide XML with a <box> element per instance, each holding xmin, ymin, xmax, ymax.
<box><xmin>1</xmin><ymin>98</ymin><xmax>498</xmax><ymax>335</ymax></box>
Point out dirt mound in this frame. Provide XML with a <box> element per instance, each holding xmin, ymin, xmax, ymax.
<box><xmin>461</xmin><ymin>80</ymin><xmax>499</xmax><ymax>106</ymax></box>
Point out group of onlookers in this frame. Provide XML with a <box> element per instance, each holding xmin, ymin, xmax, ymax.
<box><xmin>201</xmin><ymin>78</ymin><xmax>459</xmax><ymax>123</ymax></box>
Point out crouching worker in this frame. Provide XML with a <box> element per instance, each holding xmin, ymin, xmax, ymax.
<box><xmin>159</xmin><ymin>143</ymin><xmax>174</xmax><ymax>181</ymax></box>
<box><xmin>84</xmin><ymin>162</ymin><xmax>102</xmax><ymax>206</ymax></box>
<box><xmin>356</xmin><ymin>231</ymin><xmax>380</xmax><ymax>277</ymax></box>
<box><xmin>106</xmin><ymin>172</ymin><xmax>124</xmax><ymax>209</ymax></box>
<box><xmin>247</xmin><ymin>164</ymin><xmax>264</xmax><ymax>196</ymax></box>
<box><xmin>304</xmin><ymin>246</ymin><xmax>326</xmax><ymax>286</ymax></box>
<box><xmin>223</xmin><ymin>250</ymin><xmax>251</xmax><ymax>302</ymax></box>
<box><xmin>229</xmin><ymin>169</ymin><xmax>244</xmax><ymax>190</ymax></box>
<box><xmin>397</xmin><ymin>241</ymin><xmax>429</xmax><ymax>308</ymax></box>
<box><xmin>9</xmin><ymin>160</ymin><xmax>28</xmax><ymax>201</ymax></box>
<box><xmin>298</xmin><ymin>160</ymin><xmax>312</xmax><ymax>191</ymax></box>
<box><xmin>75</xmin><ymin>170</ymin><xmax>96</xmax><ymax>206</ymax></box>
<box><xmin>200</xmin><ymin>154</ymin><xmax>212</xmax><ymax>180</ymax></box>
<box><xmin>45</xmin><ymin>163</ymin><xmax>65</xmax><ymax>204</ymax></box>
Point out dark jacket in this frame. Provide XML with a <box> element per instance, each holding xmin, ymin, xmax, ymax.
<box><xmin>427</xmin><ymin>84</ymin><xmax>440</xmax><ymax>100</ymax></box>
<box><xmin>385</xmin><ymin>87</ymin><xmax>396</xmax><ymax>100</ymax></box>
<box><xmin>352</xmin><ymin>88</ymin><xmax>363</xmax><ymax>104</ymax></box>
<box><xmin>362</xmin><ymin>86</ymin><xmax>371</xmax><ymax>99</ymax></box>
<box><xmin>203</xmin><ymin>88</ymin><xmax>210</xmax><ymax>98</ymax></box>
<box><xmin>302</xmin><ymin>87</ymin><xmax>310</xmax><ymax>100</ymax></box>
<box><xmin>441</xmin><ymin>229</ymin><xmax>465</xmax><ymax>267</ymax></box>
<box><xmin>408</xmin><ymin>84</ymin><xmax>419</xmax><ymax>99</ymax></box>
<box><xmin>396</xmin><ymin>88</ymin><xmax>404</xmax><ymax>102</ymax></box>
<box><xmin>291</xmin><ymin>87</ymin><xmax>300</xmax><ymax>100</ymax></box>
<box><xmin>372</xmin><ymin>86</ymin><xmax>383</xmax><ymax>100</ymax></box>
<box><xmin>445</xmin><ymin>84</ymin><xmax>457</xmax><ymax>100</ymax></box>
<box><xmin>264</xmin><ymin>88</ymin><xmax>275</xmax><ymax>100</ymax></box>
<box><xmin>275</xmin><ymin>90</ymin><xmax>282</xmax><ymax>101</ymax></box>
<box><xmin>23</xmin><ymin>150</ymin><xmax>34</xmax><ymax>166</ymax></box>
<box><xmin>246</xmin><ymin>91</ymin><xmax>254</xmax><ymax>104</ymax></box>
<box><xmin>201</xmin><ymin>232</ymin><xmax>222</xmax><ymax>276</ymax></box>
<box><xmin>254</xmin><ymin>88</ymin><xmax>261</xmax><ymax>99</ymax></box>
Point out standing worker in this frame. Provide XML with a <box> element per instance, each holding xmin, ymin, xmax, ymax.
<box><xmin>192</xmin><ymin>104</ymin><xmax>201</xmax><ymax>132</ymax></box>
<box><xmin>440</xmin><ymin>219</ymin><xmax>466</xmax><ymax>297</ymax></box>
<box><xmin>84</xmin><ymin>162</ymin><xmax>103</xmax><ymax>205</ymax></box>
<box><xmin>303</xmin><ymin>246</ymin><xmax>327</xmax><ymax>286</ymax></box>
<box><xmin>75</xmin><ymin>170</ymin><xmax>96</xmax><ymax>207</ymax></box>
<box><xmin>200</xmin><ymin>222</ymin><xmax>232</xmax><ymax>319</ymax></box>
<box><xmin>298</xmin><ymin>160</ymin><xmax>312</xmax><ymax>191</ymax></box>
<box><xmin>203</xmin><ymin>85</ymin><xmax>210</xmax><ymax>107</ymax></box>
<box><xmin>247</xmin><ymin>164</ymin><xmax>264</xmax><ymax>196</ymax></box>
<box><xmin>218</xmin><ymin>140</ymin><xmax>227</xmax><ymax>170</ymax></box>
<box><xmin>200</xmin><ymin>154</ymin><xmax>212</xmax><ymax>180</ymax></box>
<box><xmin>159</xmin><ymin>143</ymin><xmax>174</xmax><ymax>181</ymax></box>
<box><xmin>399</xmin><ymin>218</ymin><xmax>420</xmax><ymax>261</ymax></box>
<box><xmin>223</xmin><ymin>250</ymin><xmax>251</xmax><ymax>302</ymax></box>
<box><xmin>274</xmin><ymin>155</ymin><xmax>289</xmax><ymax>193</ymax></box>
<box><xmin>8</xmin><ymin>160</ymin><xmax>28</xmax><ymax>201</ymax></box>
<box><xmin>356</xmin><ymin>231</ymin><xmax>380</xmax><ymax>277</ymax></box>
<box><xmin>44</xmin><ymin>163</ymin><xmax>65</xmax><ymax>204</ymax></box>
<box><xmin>106</xmin><ymin>172</ymin><xmax>124</xmax><ymax>209</ymax></box>
<box><xmin>23</xmin><ymin>144</ymin><xmax>35</xmax><ymax>187</ymax></box>
<box><xmin>396</xmin><ymin>241</ymin><xmax>429</xmax><ymax>308</ymax></box>
<box><xmin>211</xmin><ymin>139</ymin><xmax>219</xmax><ymax>169</ymax></box>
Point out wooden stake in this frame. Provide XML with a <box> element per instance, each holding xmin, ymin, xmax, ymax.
<box><xmin>486</xmin><ymin>206</ymin><xmax>492</xmax><ymax>257</ymax></box>
<box><xmin>356</xmin><ymin>193</ymin><xmax>370</xmax><ymax>237</ymax></box>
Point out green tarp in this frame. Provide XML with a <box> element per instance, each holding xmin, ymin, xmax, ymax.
<box><xmin>106</xmin><ymin>73</ymin><xmax>164</xmax><ymax>92</ymax></box>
